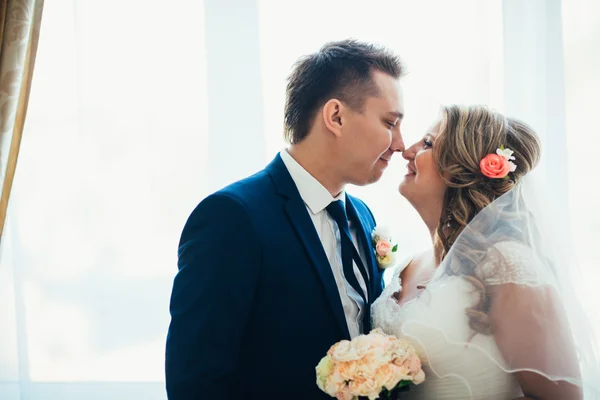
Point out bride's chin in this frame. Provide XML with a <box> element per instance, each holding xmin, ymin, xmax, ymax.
<box><xmin>398</xmin><ymin>182</ymin><xmax>410</xmax><ymax>198</ymax></box>
<box><xmin>399</xmin><ymin>175</ymin><xmax>413</xmax><ymax>188</ymax></box>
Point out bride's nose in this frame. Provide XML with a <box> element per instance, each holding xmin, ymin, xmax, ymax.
<box><xmin>402</xmin><ymin>143</ymin><xmax>417</xmax><ymax>161</ymax></box>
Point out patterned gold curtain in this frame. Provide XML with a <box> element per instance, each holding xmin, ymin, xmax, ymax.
<box><xmin>0</xmin><ymin>0</ymin><xmax>43</xmax><ymax>240</ymax></box>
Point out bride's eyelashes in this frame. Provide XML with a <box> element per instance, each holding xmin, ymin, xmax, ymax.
<box><xmin>423</xmin><ymin>137</ymin><xmax>433</xmax><ymax>148</ymax></box>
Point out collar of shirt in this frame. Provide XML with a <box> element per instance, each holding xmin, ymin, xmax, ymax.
<box><xmin>279</xmin><ymin>149</ymin><xmax>345</xmax><ymax>215</ymax></box>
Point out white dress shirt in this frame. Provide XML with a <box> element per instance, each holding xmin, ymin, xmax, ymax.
<box><xmin>280</xmin><ymin>150</ymin><xmax>369</xmax><ymax>338</ymax></box>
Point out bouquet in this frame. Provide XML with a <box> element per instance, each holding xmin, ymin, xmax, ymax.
<box><xmin>316</xmin><ymin>328</ymin><xmax>425</xmax><ymax>400</ymax></box>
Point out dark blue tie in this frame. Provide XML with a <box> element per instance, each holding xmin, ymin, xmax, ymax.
<box><xmin>326</xmin><ymin>200</ymin><xmax>371</xmax><ymax>333</ymax></box>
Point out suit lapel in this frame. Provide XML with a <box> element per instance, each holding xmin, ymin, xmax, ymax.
<box><xmin>267</xmin><ymin>155</ymin><xmax>350</xmax><ymax>339</ymax></box>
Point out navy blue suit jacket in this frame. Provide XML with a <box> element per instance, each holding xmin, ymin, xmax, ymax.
<box><xmin>165</xmin><ymin>154</ymin><xmax>384</xmax><ymax>399</ymax></box>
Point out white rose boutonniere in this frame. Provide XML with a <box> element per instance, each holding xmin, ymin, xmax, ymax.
<box><xmin>371</xmin><ymin>226</ymin><xmax>398</xmax><ymax>269</ymax></box>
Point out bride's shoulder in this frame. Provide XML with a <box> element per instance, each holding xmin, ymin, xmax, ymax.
<box><xmin>397</xmin><ymin>255</ymin><xmax>413</xmax><ymax>272</ymax></box>
<box><xmin>382</xmin><ymin>249</ymin><xmax>435</xmax><ymax>291</ymax></box>
<box><xmin>384</xmin><ymin>253</ymin><xmax>414</xmax><ymax>281</ymax></box>
<box><xmin>394</xmin><ymin>249</ymin><xmax>433</xmax><ymax>275</ymax></box>
<box><xmin>484</xmin><ymin>241</ymin><xmax>539</xmax><ymax>267</ymax></box>
<box><xmin>479</xmin><ymin>241</ymin><xmax>551</xmax><ymax>286</ymax></box>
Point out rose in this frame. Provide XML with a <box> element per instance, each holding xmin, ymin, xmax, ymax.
<box><xmin>394</xmin><ymin>354</ymin><xmax>425</xmax><ymax>385</ymax></box>
<box><xmin>334</xmin><ymin>385</ymin><xmax>353</xmax><ymax>400</ymax></box>
<box><xmin>353</xmin><ymin>329</ymin><xmax>388</xmax><ymax>350</ymax></box>
<box><xmin>394</xmin><ymin>364</ymin><xmax>412</xmax><ymax>383</ymax></box>
<box><xmin>316</xmin><ymin>355</ymin><xmax>334</xmax><ymax>392</ymax></box>
<box><xmin>480</xmin><ymin>153</ymin><xmax>511</xmax><ymax>179</ymax></box>
<box><xmin>349</xmin><ymin>376</ymin><xmax>381</xmax><ymax>400</ymax></box>
<box><xmin>375</xmin><ymin>239</ymin><xmax>392</xmax><ymax>257</ymax></box>
<box><xmin>325</xmin><ymin>370</ymin><xmax>348</xmax><ymax>397</ymax></box>
<box><xmin>337</xmin><ymin>360</ymin><xmax>359</xmax><ymax>381</ymax></box>
<box><xmin>407</xmin><ymin>354</ymin><xmax>422</xmax><ymax>375</ymax></box>
<box><xmin>376</xmin><ymin>254</ymin><xmax>395</xmax><ymax>269</ymax></box>
<box><xmin>328</xmin><ymin>340</ymin><xmax>364</xmax><ymax>362</ymax></box>
<box><xmin>355</xmin><ymin>353</ymin><xmax>382</xmax><ymax>378</ymax></box>
<box><xmin>375</xmin><ymin>364</ymin><xmax>402</xmax><ymax>392</ymax></box>
<box><xmin>412</xmin><ymin>369</ymin><xmax>426</xmax><ymax>385</ymax></box>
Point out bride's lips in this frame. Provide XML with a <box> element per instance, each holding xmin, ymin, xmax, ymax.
<box><xmin>405</xmin><ymin>164</ymin><xmax>416</xmax><ymax>176</ymax></box>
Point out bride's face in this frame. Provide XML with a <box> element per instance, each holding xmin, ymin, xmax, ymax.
<box><xmin>399</xmin><ymin>121</ymin><xmax>447</xmax><ymax>211</ymax></box>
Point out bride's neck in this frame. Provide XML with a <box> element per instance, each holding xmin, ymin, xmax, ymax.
<box><xmin>431</xmin><ymin>222</ymin><xmax>457</xmax><ymax>267</ymax></box>
<box><xmin>416</xmin><ymin>206</ymin><xmax>444</xmax><ymax>266</ymax></box>
<box><xmin>415</xmin><ymin>206</ymin><xmax>441</xmax><ymax>242</ymax></box>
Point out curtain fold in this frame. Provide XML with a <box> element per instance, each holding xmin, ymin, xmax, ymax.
<box><xmin>0</xmin><ymin>0</ymin><xmax>44</xmax><ymax>240</ymax></box>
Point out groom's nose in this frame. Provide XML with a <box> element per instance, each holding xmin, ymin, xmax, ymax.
<box><xmin>390</xmin><ymin>129</ymin><xmax>405</xmax><ymax>153</ymax></box>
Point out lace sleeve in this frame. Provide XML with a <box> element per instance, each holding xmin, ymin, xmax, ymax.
<box><xmin>478</xmin><ymin>241</ymin><xmax>554</xmax><ymax>287</ymax></box>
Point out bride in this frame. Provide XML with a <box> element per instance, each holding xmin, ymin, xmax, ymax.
<box><xmin>372</xmin><ymin>105</ymin><xmax>600</xmax><ymax>399</ymax></box>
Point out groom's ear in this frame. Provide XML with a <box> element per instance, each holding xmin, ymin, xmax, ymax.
<box><xmin>322</xmin><ymin>99</ymin><xmax>345</xmax><ymax>138</ymax></box>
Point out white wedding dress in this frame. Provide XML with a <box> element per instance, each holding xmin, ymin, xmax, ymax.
<box><xmin>372</xmin><ymin>244</ymin><xmax>532</xmax><ymax>399</ymax></box>
<box><xmin>372</xmin><ymin>181</ymin><xmax>600</xmax><ymax>399</ymax></box>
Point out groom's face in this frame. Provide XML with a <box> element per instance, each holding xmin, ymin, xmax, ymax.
<box><xmin>339</xmin><ymin>71</ymin><xmax>405</xmax><ymax>185</ymax></box>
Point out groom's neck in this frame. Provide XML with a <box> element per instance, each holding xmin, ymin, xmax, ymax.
<box><xmin>287</xmin><ymin>143</ymin><xmax>344</xmax><ymax>197</ymax></box>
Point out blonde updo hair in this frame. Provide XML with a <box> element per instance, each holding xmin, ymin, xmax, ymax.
<box><xmin>433</xmin><ymin>105</ymin><xmax>541</xmax><ymax>336</ymax></box>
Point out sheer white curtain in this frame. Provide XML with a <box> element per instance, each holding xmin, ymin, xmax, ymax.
<box><xmin>562</xmin><ymin>0</ymin><xmax>600</xmax><ymax>328</ymax></box>
<box><xmin>1</xmin><ymin>0</ymin><xmax>598</xmax><ymax>399</ymax></box>
<box><xmin>0</xmin><ymin>0</ymin><xmax>209</xmax><ymax>398</ymax></box>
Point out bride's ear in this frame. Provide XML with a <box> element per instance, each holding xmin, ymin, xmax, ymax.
<box><xmin>322</xmin><ymin>99</ymin><xmax>345</xmax><ymax>138</ymax></box>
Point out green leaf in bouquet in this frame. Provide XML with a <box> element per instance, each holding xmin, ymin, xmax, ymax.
<box><xmin>373</xmin><ymin>381</ymin><xmax>412</xmax><ymax>400</ymax></box>
<box><xmin>396</xmin><ymin>380</ymin><xmax>412</xmax><ymax>389</ymax></box>
<box><xmin>392</xmin><ymin>244</ymin><xmax>398</xmax><ymax>252</ymax></box>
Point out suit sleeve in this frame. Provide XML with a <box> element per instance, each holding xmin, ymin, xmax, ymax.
<box><xmin>165</xmin><ymin>193</ymin><xmax>261</xmax><ymax>399</ymax></box>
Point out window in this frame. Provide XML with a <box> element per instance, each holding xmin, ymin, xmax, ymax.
<box><xmin>2</xmin><ymin>1</ymin><xmax>207</xmax><ymax>398</ymax></box>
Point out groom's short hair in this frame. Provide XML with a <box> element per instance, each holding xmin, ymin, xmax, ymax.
<box><xmin>284</xmin><ymin>39</ymin><xmax>405</xmax><ymax>144</ymax></box>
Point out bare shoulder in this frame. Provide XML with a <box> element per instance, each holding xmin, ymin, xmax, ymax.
<box><xmin>394</xmin><ymin>248</ymin><xmax>436</xmax><ymax>304</ymax></box>
<box><xmin>401</xmin><ymin>249</ymin><xmax>435</xmax><ymax>279</ymax></box>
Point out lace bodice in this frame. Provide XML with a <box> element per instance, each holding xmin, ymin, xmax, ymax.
<box><xmin>478</xmin><ymin>242</ymin><xmax>552</xmax><ymax>286</ymax></box>
<box><xmin>371</xmin><ymin>261</ymin><xmax>408</xmax><ymax>338</ymax></box>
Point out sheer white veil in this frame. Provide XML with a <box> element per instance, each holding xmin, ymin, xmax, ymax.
<box><xmin>401</xmin><ymin>172</ymin><xmax>600</xmax><ymax>397</ymax></box>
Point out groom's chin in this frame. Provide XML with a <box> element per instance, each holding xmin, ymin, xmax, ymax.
<box><xmin>353</xmin><ymin>177</ymin><xmax>377</xmax><ymax>187</ymax></box>
<box><xmin>368</xmin><ymin>162</ymin><xmax>391</xmax><ymax>183</ymax></box>
<box><xmin>351</xmin><ymin>164</ymin><xmax>388</xmax><ymax>186</ymax></box>
<box><xmin>351</xmin><ymin>175</ymin><xmax>380</xmax><ymax>187</ymax></box>
<box><xmin>365</xmin><ymin>170</ymin><xmax>385</xmax><ymax>185</ymax></box>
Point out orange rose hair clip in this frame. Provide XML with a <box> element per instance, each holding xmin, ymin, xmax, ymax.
<box><xmin>479</xmin><ymin>145</ymin><xmax>517</xmax><ymax>179</ymax></box>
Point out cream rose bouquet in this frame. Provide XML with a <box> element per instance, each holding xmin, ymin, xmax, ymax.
<box><xmin>316</xmin><ymin>328</ymin><xmax>425</xmax><ymax>400</ymax></box>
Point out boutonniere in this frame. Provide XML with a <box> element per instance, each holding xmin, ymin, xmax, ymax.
<box><xmin>371</xmin><ymin>226</ymin><xmax>398</xmax><ymax>269</ymax></box>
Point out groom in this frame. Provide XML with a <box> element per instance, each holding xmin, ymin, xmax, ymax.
<box><xmin>165</xmin><ymin>39</ymin><xmax>406</xmax><ymax>400</ymax></box>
